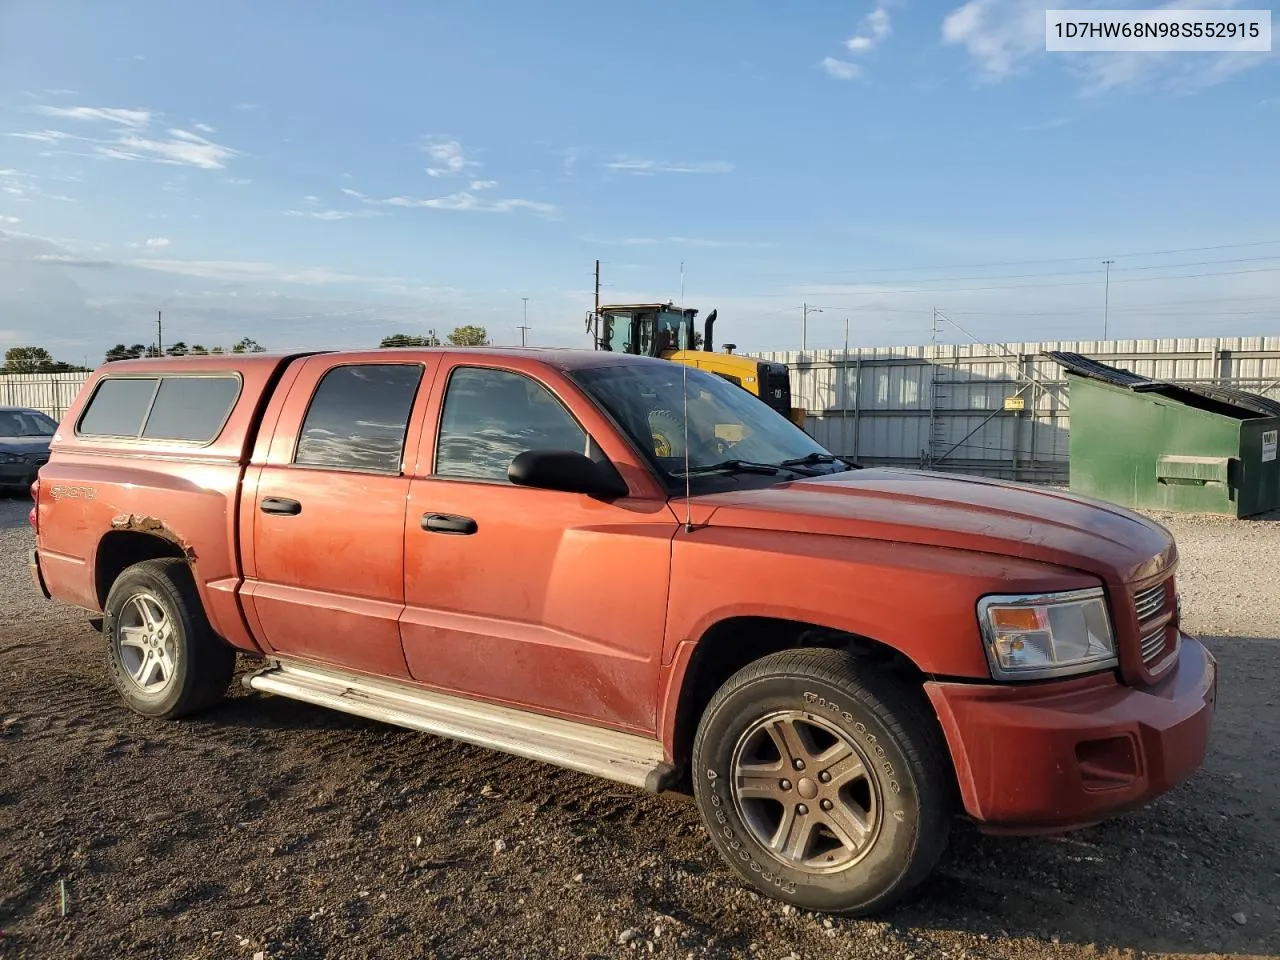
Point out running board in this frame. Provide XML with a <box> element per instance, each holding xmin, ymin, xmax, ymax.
<box><xmin>243</xmin><ymin>661</ymin><xmax>674</xmax><ymax>792</ymax></box>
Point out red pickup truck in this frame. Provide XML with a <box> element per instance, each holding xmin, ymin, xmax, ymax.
<box><xmin>28</xmin><ymin>347</ymin><xmax>1216</xmax><ymax>916</ymax></box>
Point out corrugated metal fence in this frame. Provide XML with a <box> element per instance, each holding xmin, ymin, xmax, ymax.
<box><xmin>0</xmin><ymin>372</ymin><xmax>91</xmax><ymax>419</ymax></box>
<box><xmin>755</xmin><ymin>336</ymin><xmax>1280</xmax><ymax>483</ymax></box>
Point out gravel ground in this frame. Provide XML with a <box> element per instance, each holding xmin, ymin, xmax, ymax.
<box><xmin>1</xmin><ymin>494</ymin><xmax>1278</xmax><ymax>960</ymax></box>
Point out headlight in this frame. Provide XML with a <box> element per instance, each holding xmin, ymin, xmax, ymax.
<box><xmin>0</xmin><ymin>452</ymin><xmax>23</xmax><ymax>464</ymax></box>
<box><xmin>978</xmin><ymin>587</ymin><xmax>1117</xmax><ymax>681</ymax></box>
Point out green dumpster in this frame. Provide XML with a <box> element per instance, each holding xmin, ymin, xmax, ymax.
<box><xmin>1048</xmin><ymin>351</ymin><xmax>1280</xmax><ymax>518</ymax></box>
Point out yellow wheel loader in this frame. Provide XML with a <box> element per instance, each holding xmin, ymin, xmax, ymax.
<box><xmin>586</xmin><ymin>302</ymin><xmax>807</xmax><ymax>428</ymax></box>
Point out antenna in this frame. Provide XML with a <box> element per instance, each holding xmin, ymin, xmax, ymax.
<box><xmin>680</xmin><ymin>261</ymin><xmax>693</xmax><ymax>532</ymax></box>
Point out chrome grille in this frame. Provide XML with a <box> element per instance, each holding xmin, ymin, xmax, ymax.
<box><xmin>1134</xmin><ymin>580</ymin><xmax>1174</xmax><ymax>666</ymax></box>
<box><xmin>1134</xmin><ymin>583</ymin><xmax>1167</xmax><ymax>623</ymax></box>
<box><xmin>1140</xmin><ymin>628</ymin><xmax>1166</xmax><ymax>663</ymax></box>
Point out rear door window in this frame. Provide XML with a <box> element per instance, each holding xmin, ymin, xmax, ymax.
<box><xmin>142</xmin><ymin>377</ymin><xmax>242</xmax><ymax>442</ymax></box>
<box><xmin>77</xmin><ymin>378</ymin><xmax>159</xmax><ymax>438</ymax></box>
<box><xmin>294</xmin><ymin>363</ymin><xmax>424</xmax><ymax>473</ymax></box>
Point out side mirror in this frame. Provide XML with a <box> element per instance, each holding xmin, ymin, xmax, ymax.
<box><xmin>508</xmin><ymin>449</ymin><xmax>629</xmax><ymax>499</ymax></box>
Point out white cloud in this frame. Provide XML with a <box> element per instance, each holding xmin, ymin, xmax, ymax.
<box><xmin>821</xmin><ymin>57</ymin><xmax>863</xmax><ymax>80</ymax></box>
<box><xmin>845</xmin><ymin>5</ymin><xmax>892</xmax><ymax>52</ymax></box>
<box><xmin>35</xmin><ymin>105</ymin><xmax>152</xmax><ymax>127</ymax></box>
<box><xmin>0</xmin><ymin>215</ymin><xmax>19</xmax><ymax>224</ymax></box>
<box><xmin>31</xmin><ymin>253</ymin><xmax>114</xmax><ymax>267</ymax></box>
<box><xmin>131</xmin><ymin>258</ymin><xmax>369</xmax><ymax>285</ymax></box>
<box><xmin>285</xmin><ymin>208</ymin><xmax>381</xmax><ymax>220</ymax></box>
<box><xmin>303</xmin><ymin>195</ymin><xmax>320</xmax><ymax>204</ymax></box>
<box><xmin>97</xmin><ymin>129</ymin><xmax>238</xmax><ymax>169</ymax></box>
<box><xmin>193</xmin><ymin>122</ymin><xmax>217</xmax><ymax>134</ymax></box>
<box><xmin>1072</xmin><ymin>44</ymin><xmax>1271</xmax><ymax>94</ymax></box>
<box><xmin>421</xmin><ymin>138</ymin><xmax>479</xmax><ymax>177</ymax></box>
<box><xmin>341</xmin><ymin>187</ymin><xmax>367</xmax><ymax>199</ymax></box>
<box><xmin>127</xmin><ymin>236</ymin><xmax>171</xmax><ymax>248</ymax></box>
<box><xmin>0</xmin><ymin>169</ymin><xmax>77</xmax><ymax>204</ymax></box>
<box><xmin>469</xmin><ymin>179</ymin><xmax>499</xmax><ymax>190</ymax></box>
<box><xmin>604</xmin><ymin>158</ymin><xmax>734</xmax><ymax>175</ymax></box>
<box><xmin>942</xmin><ymin>0</ymin><xmax>1044</xmax><ymax>78</ymax></box>
<box><xmin>9</xmin><ymin>130</ymin><xmax>77</xmax><ymax>142</ymax></box>
<box><xmin>225</xmin><ymin>177</ymin><xmax>252</xmax><ymax>185</ymax></box>
<box><xmin>12</xmin><ymin>107</ymin><xmax>240</xmax><ymax>170</ymax></box>
<box><xmin>560</xmin><ymin>148</ymin><xmax>580</xmax><ymax>178</ymax></box>
<box><xmin>232</xmin><ymin>102</ymin><xmax>257</xmax><ymax>111</ymax></box>
<box><xmin>377</xmin><ymin>191</ymin><xmax>557</xmax><ymax>215</ymax></box>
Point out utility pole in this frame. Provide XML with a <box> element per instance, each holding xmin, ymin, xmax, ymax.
<box><xmin>801</xmin><ymin>302</ymin><xmax>822</xmax><ymax>353</ymax></box>
<box><xmin>156</xmin><ymin>310</ymin><xmax>163</xmax><ymax>355</ymax></box>
<box><xmin>593</xmin><ymin>260</ymin><xmax>601</xmax><ymax>315</ymax></box>
<box><xmin>1102</xmin><ymin>259</ymin><xmax>1114</xmax><ymax>341</ymax></box>
<box><xmin>841</xmin><ymin>317</ymin><xmax>851</xmax><ymax>457</ymax></box>
<box><xmin>519</xmin><ymin>297</ymin><xmax>530</xmax><ymax>347</ymax></box>
<box><xmin>931</xmin><ymin>307</ymin><xmax>939</xmax><ymax>349</ymax></box>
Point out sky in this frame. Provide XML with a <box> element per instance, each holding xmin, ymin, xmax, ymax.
<box><xmin>0</xmin><ymin>0</ymin><xmax>1277</xmax><ymax>364</ymax></box>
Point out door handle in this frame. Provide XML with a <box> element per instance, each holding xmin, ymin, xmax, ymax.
<box><xmin>261</xmin><ymin>497</ymin><xmax>302</xmax><ymax>516</ymax></box>
<box><xmin>422</xmin><ymin>513</ymin><xmax>477</xmax><ymax>535</ymax></box>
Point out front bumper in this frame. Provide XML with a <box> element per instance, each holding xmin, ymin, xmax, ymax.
<box><xmin>925</xmin><ymin>633</ymin><xmax>1216</xmax><ymax>834</ymax></box>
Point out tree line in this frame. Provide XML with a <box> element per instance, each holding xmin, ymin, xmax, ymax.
<box><xmin>379</xmin><ymin>326</ymin><xmax>489</xmax><ymax>348</ymax></box>
<box><xmin>104</xmin><ymin>338</ymin><xmax>266</xmax><ymax>361</ymax></box>
<box><xmin>2</xmin><ymin>347</ymin><xmax>90</xmax><ymax>375</ymax></box>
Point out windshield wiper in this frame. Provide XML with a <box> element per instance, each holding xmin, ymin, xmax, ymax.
<box><xmin>779</xmin><ymin>453</ymin><xmax>838</xmax><ymax>467</ymax></box>
<box><xmin>778</xmin><ymin>452</ymin><xmax>862</xmax><ymax>471</ymax></box>
<box><xmin>672</xmin><ymin>459</ymin><xmax>784</xmax><ymax>477</ymax></box>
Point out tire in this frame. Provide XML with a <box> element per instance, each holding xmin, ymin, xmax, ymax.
<box><xmin>103</xmin><ymin>558</ymin><xmax>235</xmax><ymax>719</ymax></box>
<box><xmin>691</xmin><ymin>647</ymin><xmax>952</xmax><ymax>916</ymax></box>
<box><xmin>648</xmin><ymin>409</ymin><xmax>684</xmax><ymax>458</ymax></box>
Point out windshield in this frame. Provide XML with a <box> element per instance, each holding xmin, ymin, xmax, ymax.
<box><xmin>571</xmin><ymin>362</ymin><xmax>841</xmax><ymax>488</ymax></box>
<box><xmin>0</xmin><ymin>410</ymin><xmax>57</xmax><ymax>437</ymax></box>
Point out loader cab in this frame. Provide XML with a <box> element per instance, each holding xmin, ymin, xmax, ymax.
<box><xmin>593</xmin><ymin>303</ymin><xmax>702</xmax><ymax>358</ymax></box>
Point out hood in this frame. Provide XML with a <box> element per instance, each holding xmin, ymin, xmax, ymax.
<box><xmin>689</xmin><ymin>468</ymin><xmax>1174</xmax><ymax>586</ymax></box>
<box><xmin>0</xmin><ymin>436</ymin><xmax>52</xmax><ymax>455</ymax></box>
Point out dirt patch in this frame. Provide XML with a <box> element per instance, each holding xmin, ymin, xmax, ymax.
<box><xmin>0</xmin><ymin>497</ymin><xmax>1277</xmax><ymax>959</ymax></box>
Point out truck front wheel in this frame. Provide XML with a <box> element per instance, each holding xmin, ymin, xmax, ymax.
<box><xmin>691</xmin><ymin>648</ymin><xmax>952</xmax><ymax>915</ymax></box>
<box><xmin>103</xmin><ymin>558</ymin><xmax>235</xmax><ymax>719</ymax></box>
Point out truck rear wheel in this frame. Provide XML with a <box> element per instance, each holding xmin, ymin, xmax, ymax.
<box><xmin>691</xmin><ymin>648</ymin><xmax>951</xmax><ymax>916</ymax></box>
<box><xmin>104</xmin><ymin>558</ymin><xmax>235</xmax><ymax>719</ymax></box>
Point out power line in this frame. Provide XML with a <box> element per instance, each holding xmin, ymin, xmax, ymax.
<box><xmin>806</xmin><ymin>254</ymin><xmax>1280</xmax><ymax>288</ymax></box>
<box><xmin>820</xmin><ymin>238</ymin><xmax>1280</xmax><ymax>275</ymax></box>
<box><xmin>797</xmin><ymin>263</ymin><xmax>1280</xmax><ymax>300</ymax></box>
